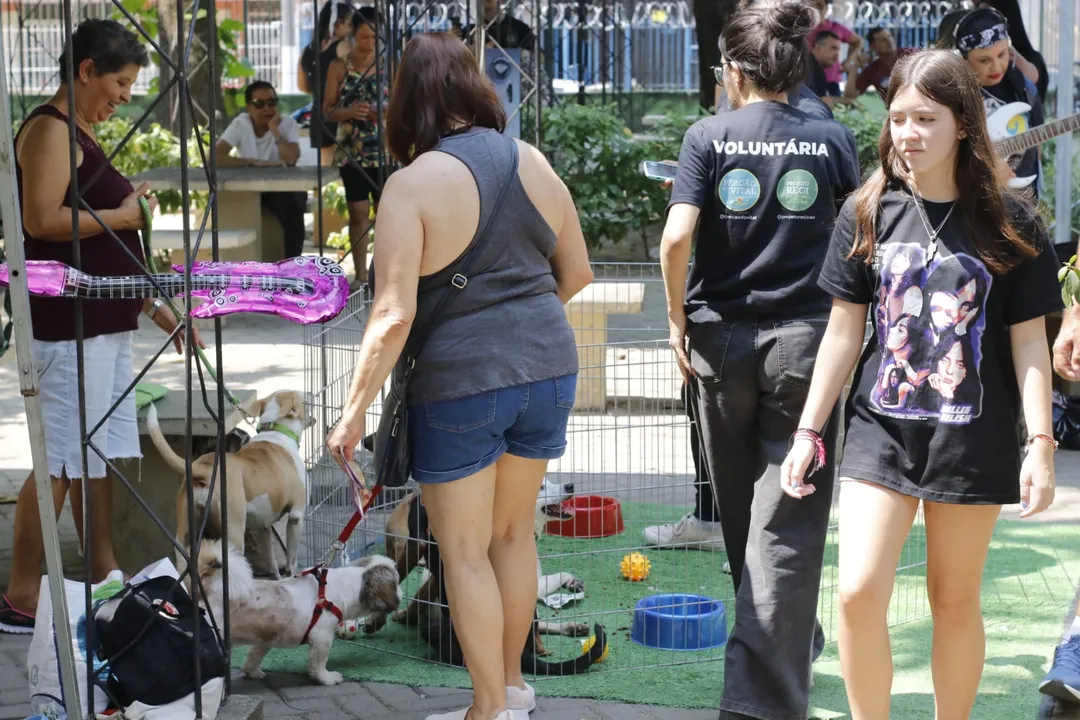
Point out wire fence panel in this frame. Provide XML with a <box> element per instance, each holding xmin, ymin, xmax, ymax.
<box><xmin>302</xmin><ymin>263</ymin><xmax>931</xmax><ymax>673</ymax></box>
<box><xmin>0</xmin><ymin>0</ymin><xmax>238</xmax><ymax>714</ymax></box>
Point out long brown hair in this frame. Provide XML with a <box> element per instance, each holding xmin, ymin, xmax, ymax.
<box><xmin>384</xmin><ymin>33</ymin><xmax>506</xmax><ymax>165</ymax></box>
<box><xmin>849</xmin><ymin>49</ymin><xmax>1038</xmax><ymax>274</ymax></box>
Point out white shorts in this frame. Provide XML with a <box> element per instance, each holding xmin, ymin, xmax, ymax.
<box><xmin>31</xmin><ymin>331</ymin><xmax>142</xmax><ymax>480</ymax></box>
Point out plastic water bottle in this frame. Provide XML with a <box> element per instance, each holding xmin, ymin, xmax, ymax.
<box><xmin>28</xmin><ymin>704</ymin><xmax>65</xmax><ymax>720</ymax></box>
<box><xmin>358</xmin><ymin>451</ymin><xmax>377</xmax><ymax>487</ymax></box>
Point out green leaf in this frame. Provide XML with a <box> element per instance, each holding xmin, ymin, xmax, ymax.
<box><xmin>1066</xmin><ymin>271</ymin><xmax>1080</xmax><ymax>306</ymax></box>
<box><xmin>219</xmin><ymin>18</ymin><xmax>245</xmax><ymax>34</ymax></box>
<box><xmin>224</xmin><ymin>58</ymin><xmax>255</xmax><ymax>78</ymax></box>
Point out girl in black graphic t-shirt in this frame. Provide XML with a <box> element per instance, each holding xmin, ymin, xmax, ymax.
<box><xmin>662</xmin><ymin>2</ymin><xmax>860</xmax><ymax>719</ymax></box>
<box><xmin>781</xmin><ymin>50</ymin><xmax>1060</xmax><ymax>718</ymax></box>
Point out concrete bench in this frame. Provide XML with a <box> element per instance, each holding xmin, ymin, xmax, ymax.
<box><xmin>151</xmin><ymin>215</ymin><xmax>258</xmax><ymax>265</ymax></box>
<box><xmin>565</xmin><ymin>282</ymin><xmax>646</xmax><ymax>411</ymax></box>
<box><xmin>110</xmin><ymin>388</ymin><xmax>254</xmax><ymax>573</ymax></box>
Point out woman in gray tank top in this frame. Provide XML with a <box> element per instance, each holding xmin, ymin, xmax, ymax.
<box><xmin>325</xmin><ymin>33</ymin><xmax>593</xmax><ymax>720</ymax></box>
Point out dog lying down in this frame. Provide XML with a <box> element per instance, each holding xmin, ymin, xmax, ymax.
<box><xmin>196</xmin><ymin>540</ymin><xmax>402</xmax><ymax>685</ymax></box>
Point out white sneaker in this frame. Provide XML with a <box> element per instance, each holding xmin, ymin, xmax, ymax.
<box><xmin>425</xmin><ymin>709</ymin><xmax>514</xmax><ymax>720</ymax></box>
<box><xmin>507</xmin><ymin>682</ymin><xmax>535</xmax><ymax>717</ymax></box>
<box><xmin>642</xmin><ymin>512</ymin><xmax>725</xmax><ymax>550</ymax></box>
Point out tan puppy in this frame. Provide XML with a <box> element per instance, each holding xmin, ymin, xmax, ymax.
<box><xmin>147</xmin><ymin>390</ymin><xmax>313</xmax><ymax>579</ymax></box>
<box><xmin>197</xmin><ymin>539</ymin><xmax>401</xmax><ymax>685</ymax></box>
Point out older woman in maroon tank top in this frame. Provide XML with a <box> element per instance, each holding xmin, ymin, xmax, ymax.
<box><xmin>0</xmin><ymin>19</ymin><xmax>201</xmax><ymax>633</ymax></box>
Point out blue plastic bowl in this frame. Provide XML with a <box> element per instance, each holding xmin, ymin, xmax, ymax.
<box><xmin>630</xmin><ymin>593</ymin><xmax>728</xmax><ymax>651</ymax></box>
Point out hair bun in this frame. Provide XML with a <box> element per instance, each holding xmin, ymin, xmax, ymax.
<box><xmin>763</xmin><ymin>0</ymin><xmax>819</xmax><ymax>44</ymax></box>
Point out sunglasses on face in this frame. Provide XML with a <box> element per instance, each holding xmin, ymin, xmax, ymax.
<box><xmin>250</xmin><ymin>98</ymin><xmax>278</xmax><ymax>109</ymax></box>
<box><xmin>711</xmin><ymin>58</ymin><xmax>730</xmax><ymax>87</ymax></box>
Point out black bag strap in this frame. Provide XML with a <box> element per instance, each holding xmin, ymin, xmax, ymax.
<box><xmin>399</xmin><ymin>138</ymin><xmax>520</xmax><ymax>370</ymax></box>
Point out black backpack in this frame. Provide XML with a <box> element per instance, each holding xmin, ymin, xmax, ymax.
<box><xmin>92</xmin><ymin>575</ymin><xmax>227</xmax><ymax>708</ymax></box>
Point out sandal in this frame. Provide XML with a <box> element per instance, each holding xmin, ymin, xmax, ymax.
<box><xmin>0</xmin><ymin>593</ymin><xmax>36</xmax><ymax>634</ymax></box>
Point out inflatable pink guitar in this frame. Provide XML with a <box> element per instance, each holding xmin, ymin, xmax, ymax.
<box><xmin>0</xmin><ymin>256</ymin><xmax>350</xmax><ymax>324</ymax></box>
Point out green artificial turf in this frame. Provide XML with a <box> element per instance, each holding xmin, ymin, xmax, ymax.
<box><xmin>239</xmin><ymin>502</ymin><xmax>1080</xmax><ymax>718</ymax></box>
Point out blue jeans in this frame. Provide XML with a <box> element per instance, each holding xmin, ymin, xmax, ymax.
<box><xmin>407</xmin><ymin>374</ymin><xmax>577</xmax><ymax>484</ymax></box>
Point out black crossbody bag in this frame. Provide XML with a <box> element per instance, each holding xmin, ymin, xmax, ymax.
<box><xmin>364</xmin><ymin>145</ymin><xmax>518</xmax><ymax>488</ymax></box>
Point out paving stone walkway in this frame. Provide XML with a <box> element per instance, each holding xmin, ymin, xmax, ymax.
<box><xmin>0</xmin><ymin>633</ymin><xmax>716</xmax><ymax>720</ymax></box>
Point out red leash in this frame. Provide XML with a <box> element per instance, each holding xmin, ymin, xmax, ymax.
<box><xmin>298</xmin><ymin>457</ymin><xmax>383</xmax><ymax>645</ymax></box>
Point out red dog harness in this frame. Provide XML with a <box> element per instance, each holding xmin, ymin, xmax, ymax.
<box><xmin>299</xmin><ymin>565</ymin><xmax>343</xmax><ymax>645</ymax></box>
<box><xmin>297</xmin><ymin>494</ymin><xmax>374</xmax><ymax>645</ymax></box>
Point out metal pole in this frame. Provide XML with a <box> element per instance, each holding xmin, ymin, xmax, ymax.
<box><xmin>281</xmin><ymin>0</ymin><xmax>298</xmax><ymax>92</ymax></box>
<box><xmin>243</xmin><ymin>0</ymin><xmax>251</xmax><ymax>67</ymax></box>
<box><xmin>177</xmin><ymin>0</ymin><xmax>203</xmax><ymax>715</ymax></box>
<box><xmin>532</xmin><ymin>0</ymin><xmax>540</xmax><ymax>144</ymax></box>
<box><xmin>0</xmin><ymin>21</ymin><xmax>84</xmax><ymax>720</ymax></box>
<box><xmin>59</xmin><ymin>0</ymin><xmax>97</xmax><ymax>711</ymax></box>
<box><xmin>206</xmin><ymin>0</ymin><xmax>231</xmax><ymax>698</ymax></box>
<box><xmin>472</xmin><ymin>0</ymin><xmax>484</xmax><ymax>66</ymax></box>
<box><xmin>313</xmin><ymin>0</ymin><xmax>323</xmax><ymax>257</ymax></box>
<box><xmin>1055</xmin><ymin>0</ymin><xmax>1075</xmax><ymax>250</ymax></box>
<box><xmin>575</xmin><ymin>0</ymin><xmax>584</xmax><ymax>105</ymax></box>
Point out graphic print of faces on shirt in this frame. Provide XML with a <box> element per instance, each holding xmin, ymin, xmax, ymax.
<box><xmin>872</xmin><ymin>243</ymin><xmax>992</xmax><ymax>425</ymax></box>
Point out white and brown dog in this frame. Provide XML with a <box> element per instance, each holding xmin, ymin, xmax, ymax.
<box><xmin>197</xmin><ymin>539</ymin><xmax>402</xmax><ymax>685</ymax></box>
<box><xmin>147</xmin><ymin>390</ymin><xmax>313</xmax><ymax>579</ymax></box>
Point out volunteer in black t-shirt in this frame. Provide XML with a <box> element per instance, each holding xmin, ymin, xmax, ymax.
<box><xmin>661</xmin><ymin>2</ymin><xmax>860</xmax><ymax>717</ymax></box>
<box><xmin>954</xmin><ymin>8</ymin><xmax>1044</xmax><ymax>198</ymax></box>
<box><xmin>782</xmin><ymin>50</ymin><xmax>1059</xmax><ymax>717</ymax></box>
<box><xmin>643</xmin><ymin>50</ymin><xmax>834</xmax><ymax>560</ymax></box>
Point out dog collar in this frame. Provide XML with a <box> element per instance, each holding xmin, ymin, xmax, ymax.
<box><xmin>257</xmin><ymin>422</ymin><xmax>301</xmax><ymax>446</ymax></box>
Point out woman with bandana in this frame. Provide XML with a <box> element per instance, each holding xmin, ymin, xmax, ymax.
<box><xmin>975</xmin><ymin>0</ymin><xmax>1047</xmax><ymax>97</ymax></box>
<box><xmin>952</xmin><ymin>6</ymin><xmax>1045</xmax><ymax>200</ymax></box>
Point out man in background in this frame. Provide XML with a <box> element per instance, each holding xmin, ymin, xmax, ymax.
<box><xmin>806</xmin><ymin>31</ymin><xmax>855</xmax><ymax>108</ymax></box>
<box><xmin>844</xmin><ymin>27</ymin><xmax>913</xmax><ymax>101</ymax></box>
<box><xmin>215</xmin><ymin>81</ymin><xmax>307</xmax><ymax>259</ymax></box>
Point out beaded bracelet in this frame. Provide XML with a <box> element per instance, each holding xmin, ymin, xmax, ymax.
<box><xmin>791</xmin><ymin>428</ymin><xmax>827</xmax><ymax>477</ymax></box>
<box><xmin>1027</xmin><ymin>433</ymin><xmax>1059</xmax><ymax>451</ymax></box>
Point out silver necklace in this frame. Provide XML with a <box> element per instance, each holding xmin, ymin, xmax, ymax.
<box><xmin>907</xmin><ymin>189</ymin><xmax>955</xmax><ymax>263</ymax></box>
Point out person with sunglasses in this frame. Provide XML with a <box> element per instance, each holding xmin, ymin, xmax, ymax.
<box><xmin>215</xmin><ymin>80</ymin><xmax>307</xmax><ymax>257</ymax></box>
<box><xmin>660</xmin><ymin>1</ymin><xmax>860</xmax><ymax>716</ymax></box>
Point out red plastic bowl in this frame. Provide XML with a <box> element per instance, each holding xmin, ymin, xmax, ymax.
<box><xmin>545</xmin><ymin>495</ymin><xmax>625</xmax><ymax>538</ymax></box>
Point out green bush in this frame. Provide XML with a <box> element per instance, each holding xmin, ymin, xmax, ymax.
<box><xmin>1038</xmin><ymin>139</ymin><xmax>1080</xmax><ymax>241</ymax></box>
<box><xmin>541</xmin><ymin>102</ymin><xmax>700</xmax><ymax>251</ymax></box>
<box><xmin>96</xmin><ymin>117</ymin><xmax>210</xmax><ymax>215</ymax></box>
<box><xmin>831</xmin><ymin>102</ymin><xmax>883</xmax><ymax>180</ymax></box>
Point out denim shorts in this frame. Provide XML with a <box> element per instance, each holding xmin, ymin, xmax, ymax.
<box><xmin>407</xmin><ymin>374</ymin><xmax>577</xmax><ymax>484</ymax></box>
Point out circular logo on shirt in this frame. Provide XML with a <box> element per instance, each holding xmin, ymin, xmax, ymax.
<box><xmin>718</xmin><ymin>169</ymin><xmax>761</xmax><ymax>212</ymax></box>
<box><xmin>776</xmin><ymin>169</ymin><xmax>819</xmax><ymax>212</ymax></box>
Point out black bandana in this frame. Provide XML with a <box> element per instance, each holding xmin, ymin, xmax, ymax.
<box><xmin>955</xmin><ymin>10</ymin><xmax>1010</xmax><ymax>56</ymax></box>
